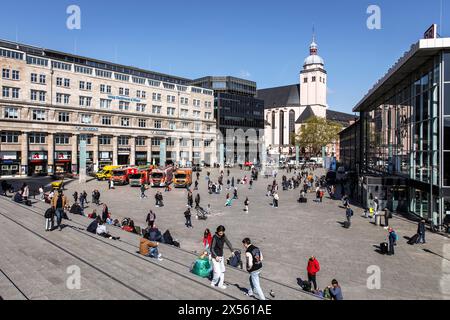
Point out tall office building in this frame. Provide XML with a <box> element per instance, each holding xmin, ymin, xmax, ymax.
<box><xmin>191</xmin><ymin>76</ymin><xmax>265</xmax><ymax>164</ymax></box>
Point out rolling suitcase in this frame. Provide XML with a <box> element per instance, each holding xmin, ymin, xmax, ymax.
<box><xmin>407</xmin><ymin>234</ymin><xmax>419</xmax><ymax>245</ymax></box>
<box><xmin>380</xmin><ymin>242</ymin><xmax>388</xmax><ymax>254</ymax></box>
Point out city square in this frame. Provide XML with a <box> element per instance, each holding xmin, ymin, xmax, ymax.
<box><xmin>0</xmin><ymin>167</ymin><xmax>448</xmax><ymax>300</ymax></box>
<box><xmin>1</xmin><ymin>0</ymin><xmax>450</xmax><ymax>307</ymax></box>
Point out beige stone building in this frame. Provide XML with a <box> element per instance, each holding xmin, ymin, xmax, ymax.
<box><xmin>0</xmin><ymin>39</ymin><xmax>217</xmax><ymax>177</ymax></box>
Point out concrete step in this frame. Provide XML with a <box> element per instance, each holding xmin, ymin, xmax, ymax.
<box><xmin>1</xmin><ymin>197</ymin><xmax>318</xmax><ymax>300</ymax></box>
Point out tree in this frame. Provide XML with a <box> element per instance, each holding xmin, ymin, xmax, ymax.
<box><xmin>294</xmin><ymin>116</ymin><xmax>343</xmax><ymax>157</ymax></box>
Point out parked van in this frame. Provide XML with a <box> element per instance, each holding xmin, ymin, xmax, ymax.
<box><xmin>111</xmin><ymin>167</ymin><xmax>137</xmax><ymax>186</ymax></box>
<box><xmin>96</xmin><ymin>165</ymin><xmax>121</xmax><ymax>181</ymax></box>
<box><xmin>129</xmin><ymin>167</ymin><xmax>152</xmax><ymax>187</ymax></box>
<box><xmin>150</xmin><ymin>166</ymin><xmax>174</xmax><ymax>187</ymax></box>
<box><xmin>173</xmin><ymin>168</ymin><xmax>193</xmax><ymax>188</ymax></box>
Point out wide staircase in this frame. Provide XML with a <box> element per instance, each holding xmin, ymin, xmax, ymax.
<box><xmin>0</xmin><ymin>196</ymin><xmax>318</xmax><ymax>300</ymax></box>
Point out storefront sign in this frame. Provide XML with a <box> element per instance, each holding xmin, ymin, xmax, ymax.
<box><xmin>76</xmin><ymin>127</ymin><xmax>99</xmax><ymax>132</ymax></box>
<box><xmin>150</xmin><ymin>130</ymin><xmax>168</xmax><ymax>136</ymax></box>
<box><xmin>29</xmin><ymin>152</ymin><xmax>47</xmax><ymax>161</ymax></box>
<box><xmin>55</xmin><ymin>152</ymin><xmax>71</xmax><ymax>161</ymax></box>
<box><xmin>0</xmin><ymin>152</ymin><xmax>18</xmax><ymax>161</ymax></box>
<box><xmin>108</xmin><ymin>95</ymin><xmax>141</xmax><ymax>103</ymax></box>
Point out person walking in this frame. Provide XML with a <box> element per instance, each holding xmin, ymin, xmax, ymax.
<box><xmin>307</xmin><ymin>256</ymin><xmax>320</xmax><ymax>291</ymax></box>
<box><xmin>51</xmin><ymin>190</ymin><xmax>67</xmax><ymax>231</ymax></box>
<box><xmin>388</xmin><ymin>227</ymin><xmax>397</xmax><ymax>255</ymax></box>
<box><xmin>233</xmin><ymin>187</ymin><xmax>238</xmax><ymax>200</ymax></box>
<box><xmin>244</xmin><ymin>197</ymin><xmax>249</xmax><ymax>213</ymax></box>
<box><xmin>242</xmin><ymin>238</ymin><xmax>265</xmax><ymax>300</ymax></box>
<box><xmin>39</xmin><ymin>186</ymin><xmax>45</xmax><ymax>202</ymax></box>
<box><xmin>273</xmin><ymin>192</ymin><xmax>279</xmax><ymax>208</ymax></box>
<box><xmin>210</xmin><ymin>226</ymin><xmax>234</xmax><ymax>289</ymax></box>
<box><xmin>345</xmin><ymin>205</ymin><xmax>354</xmax><ymax>225</ymax></box>
<box><xmin>73</xmin><ymin>191</ymin><xmax>78</xmax><ymax>204</ymax></box>
<box><xmin>146</xmin><ymin>210</ymin><xmax>156</xmax><ymax>228</ymax></box>
<box><xmin>195</xmin><ymin>193</ymin><xmax>201</xmax><ymax>209</ymax></box>
<box><xmin>187</xmin><ymin>192</ymin><xmax>193</xmax><ymax>208</ymax></box>
<box><xmin>249</xmin><ymin>179</ymin><xmax>254</xmax><ymax>190</ymax></box>
<box><xmin>79</xmin><ymin>191</ymin><xmax>85</xmax><ymax>209</ymax></box>
<box><xmin>184</xmin><ymin>207</ymin><xmax>193</xmax><ymax>228</ymax></box>
<box><xmin>417</xmin><ymin>219</ymin><xmax>426</xmax><ymax>244</ymax></box>
<box><xmin>194</xmin><ymin>180</ymin><xmax>199</xmax><ymax>191</ymax></box>
<box><xmin>140</xmin><ymin>184</ymin><xmax>147</xmax><ymax>199</ymax></box>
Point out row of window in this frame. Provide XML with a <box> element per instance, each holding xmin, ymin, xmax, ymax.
<box><xmin>2</xmin><ymin>86</ymin><xmax>213</xmax><ymax>110</ymax></box>
<box><xmin>1</xmin><ymin>48</ymin><xmax>213</xmax><ymax>95</ymax></box>
<box><xmin>1</xmin><ymin>131</ymin><xmax>212</xmax><ymax>147</ymax></box>
<box><xmin>2</xmin><ymin>107</ymin><xmax>213</xmax><ymax>131</ymax></box>
<box><xmin>303</xmin><ymin>76</ymin><xmax>326</xmax><ymax>84</ymax></box>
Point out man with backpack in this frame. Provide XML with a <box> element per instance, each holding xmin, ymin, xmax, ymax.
<box><xmin>184</xmin><ymin>208</ymin><xmax>193</xmax><ymax>228</ymax></box>
<box><xmin>51</xmin><ymin>190</ymin><xmax>67</xmax><ymax>231</ymax></box>
<box><xmin>242</xmin><ymin>238</ymin><xmax>265</xmax><ymax>300</ymax></box>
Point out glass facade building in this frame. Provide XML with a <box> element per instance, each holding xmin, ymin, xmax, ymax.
<box><xmin>354</xmin><ymin>39</ymin><xmax>450</xmax><ymax>227</ymax></box>
<box><xmin>191</xmin><ymin>76</ymin><xmax>265</xmax><ymax>163</ymax></box>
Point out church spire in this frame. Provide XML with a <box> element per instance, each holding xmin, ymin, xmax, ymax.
<box><xmin>310</xmin><ymin>27</ymin><xmax>318</xmax><ymax>56</ymax></box>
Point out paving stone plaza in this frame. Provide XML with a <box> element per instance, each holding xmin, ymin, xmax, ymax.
<box><xmin>1</xmin><ymin>167</ymin><xmax>449</xmax><ymax>300</ymax></box>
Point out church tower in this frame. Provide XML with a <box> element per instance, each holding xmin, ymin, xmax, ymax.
<box><xmin>299</xmin><ymin>34</ymin><xmax>328</xmax><ymax>118</ymax></box>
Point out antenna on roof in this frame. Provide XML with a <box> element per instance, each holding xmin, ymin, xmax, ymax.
<box><xmin>15</xmin><ymin>25</ymin><xmax>19</xmax><ymax>43</ymax></box>
<box><xmin>312</xmin><ymin>24</ymin><xmax>316</xmax><ymax>43</ymax></box>
<box><xmin>440</xmin><ymin>0</ymin><xmax>443</xmax><ymax>37</ymax></box>
<box><xmin>74</xmin><ymin>38</ymin><xmax>77</xmax><ymax>55</ymax></box>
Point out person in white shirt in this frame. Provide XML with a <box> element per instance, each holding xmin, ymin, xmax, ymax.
<box><xmin>39</xmin><ymin>186</ymin><xmax>45</xmax><ymax>201</ymax></box>
<box><xmin>96</xmin><ymin>221</ymin><xmax>120</xmax><ymax>240</ymax></box>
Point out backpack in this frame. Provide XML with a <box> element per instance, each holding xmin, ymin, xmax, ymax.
<box><xmin>87</xmin><ymin>221</ymin><xmax>98</xmax><ymax>234</ymax></box>
<box><xmin>301</xmin><ymin>280</ymin><xmax>312</xmax><ymax>292</ymax></box>
<box><xmin>44</xmin><ymin>208</ymin><xmax>55</xmax><ymax>219</ymax></box>
<box><xmin>227</xmin><ymin>250</ymin><xmax>242</xmax><ymax>268</ymax></box>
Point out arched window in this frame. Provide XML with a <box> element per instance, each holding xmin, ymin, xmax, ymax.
<box><xmin>289</xmin><ymin>110</ymin><xmax>296</xmax><ymax>135</ymax></box>
<box><xmin>279</xmin><ymin>110</ymin><xmax>284</xmax><ymax>146</ymax></box>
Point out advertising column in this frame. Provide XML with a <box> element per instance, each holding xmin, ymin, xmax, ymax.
<box><xmin>47</xmin><ymin>133</ymin><xmax>54</xmax><ymax>175</ymax></box>
<box><xmin>112</xmin><ymin>136</ymin><xmax>118</xmax><ymax>166</ymax></box>
<box><xmin>147</xmin><ymin>138</ymin><xmax>152</xmax><ymax>166</ymax></box>
<box><xmin>79</xmin><ymin>138</ymin><xmax>87</xmax><ymax>184</ymax></box>
<box><xmin>130</xmin><ymin>136</ymin><xmax>136</xmax><ymax>166</ymax></box>
<box><xmin>71</xmin><ymin>134</ymin><xmax>78</xmax><ymax>174</ymax></box>
<box><xmin>20</xmin><ymin>132</ymin><xmax>28</xmax><ymax>176</ymax></box>
<box><xmin>160</xmin><ymin>139</ymin><xmax>166</xmax><ymax>167</ymax></box>
<box><xmin>92</xmin><ymin>135</ymin><xmax>99</xmax><ymax>173</ymax></box>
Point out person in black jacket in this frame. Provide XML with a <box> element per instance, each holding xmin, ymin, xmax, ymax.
<box><xmin>417</xmin><ymin>219</ymin><xmax>426</xmax><ymax>244</ymax></box>
<box><xmin>87</xmin><ymin>217</ymin><xmax>101</xmax><ymax>234</ymax></box>
<box><xmin>210</xmin><ymin>225</ymin><xmax>234</xmax><ymax>289</ymax></box>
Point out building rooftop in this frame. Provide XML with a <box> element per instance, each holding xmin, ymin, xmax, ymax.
<box><xmin>353</xmin><ymin>37</ymin><xmax>450</xmax><ymax>112</ymax></box>
<box><xmin>0</xmin><ymin>38</ymin><xmax>192</xmax><ymax>86</ymax></box>
<box><xmin>257</xmin><ymin>84</ymin><xmax>301</xmax><ymax>108</ymax></box>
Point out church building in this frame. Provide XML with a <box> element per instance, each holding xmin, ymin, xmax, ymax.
<box><xmin>257</xmin><ymin>36</ymin><xmax>355</xmax><ymax>157</ymax></box>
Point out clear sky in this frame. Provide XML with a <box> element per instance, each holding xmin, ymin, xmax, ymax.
<box><xmin>0</xmin><ymin>0</ymin><xmax>447</xmax><ymax>114</ymax></box>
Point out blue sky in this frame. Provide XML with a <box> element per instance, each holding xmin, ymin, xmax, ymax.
<box><xmin>0</xmin><ymin>0</ymin><xmax>447</xmax><ymax>113</ymax></box>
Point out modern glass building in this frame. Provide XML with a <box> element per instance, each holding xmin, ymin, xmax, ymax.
<box><xmin>353</xmin><ymin>37</ymin><xmax>450</xmax><ymax>227</ymax></box>
<box><xmin>191</xmin><ymin>76</ymin><xmax>265</xmax><ymax>163</ymax></box>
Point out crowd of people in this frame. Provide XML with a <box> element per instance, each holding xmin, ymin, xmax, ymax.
<box><xmin>16</xmin><ymin>162</ymin><xmax>443</xmax><ymax>301</ymax></box>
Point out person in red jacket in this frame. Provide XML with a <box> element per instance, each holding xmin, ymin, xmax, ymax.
<box><xmin>307</xmin><ymin>256</ymin><xmax>320</xmax><ymax>291</ymax></box>
<box><xmin>203</xmin><ymin>228</ymin><xmax>212</xmax><ymax>253</ymax></box>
